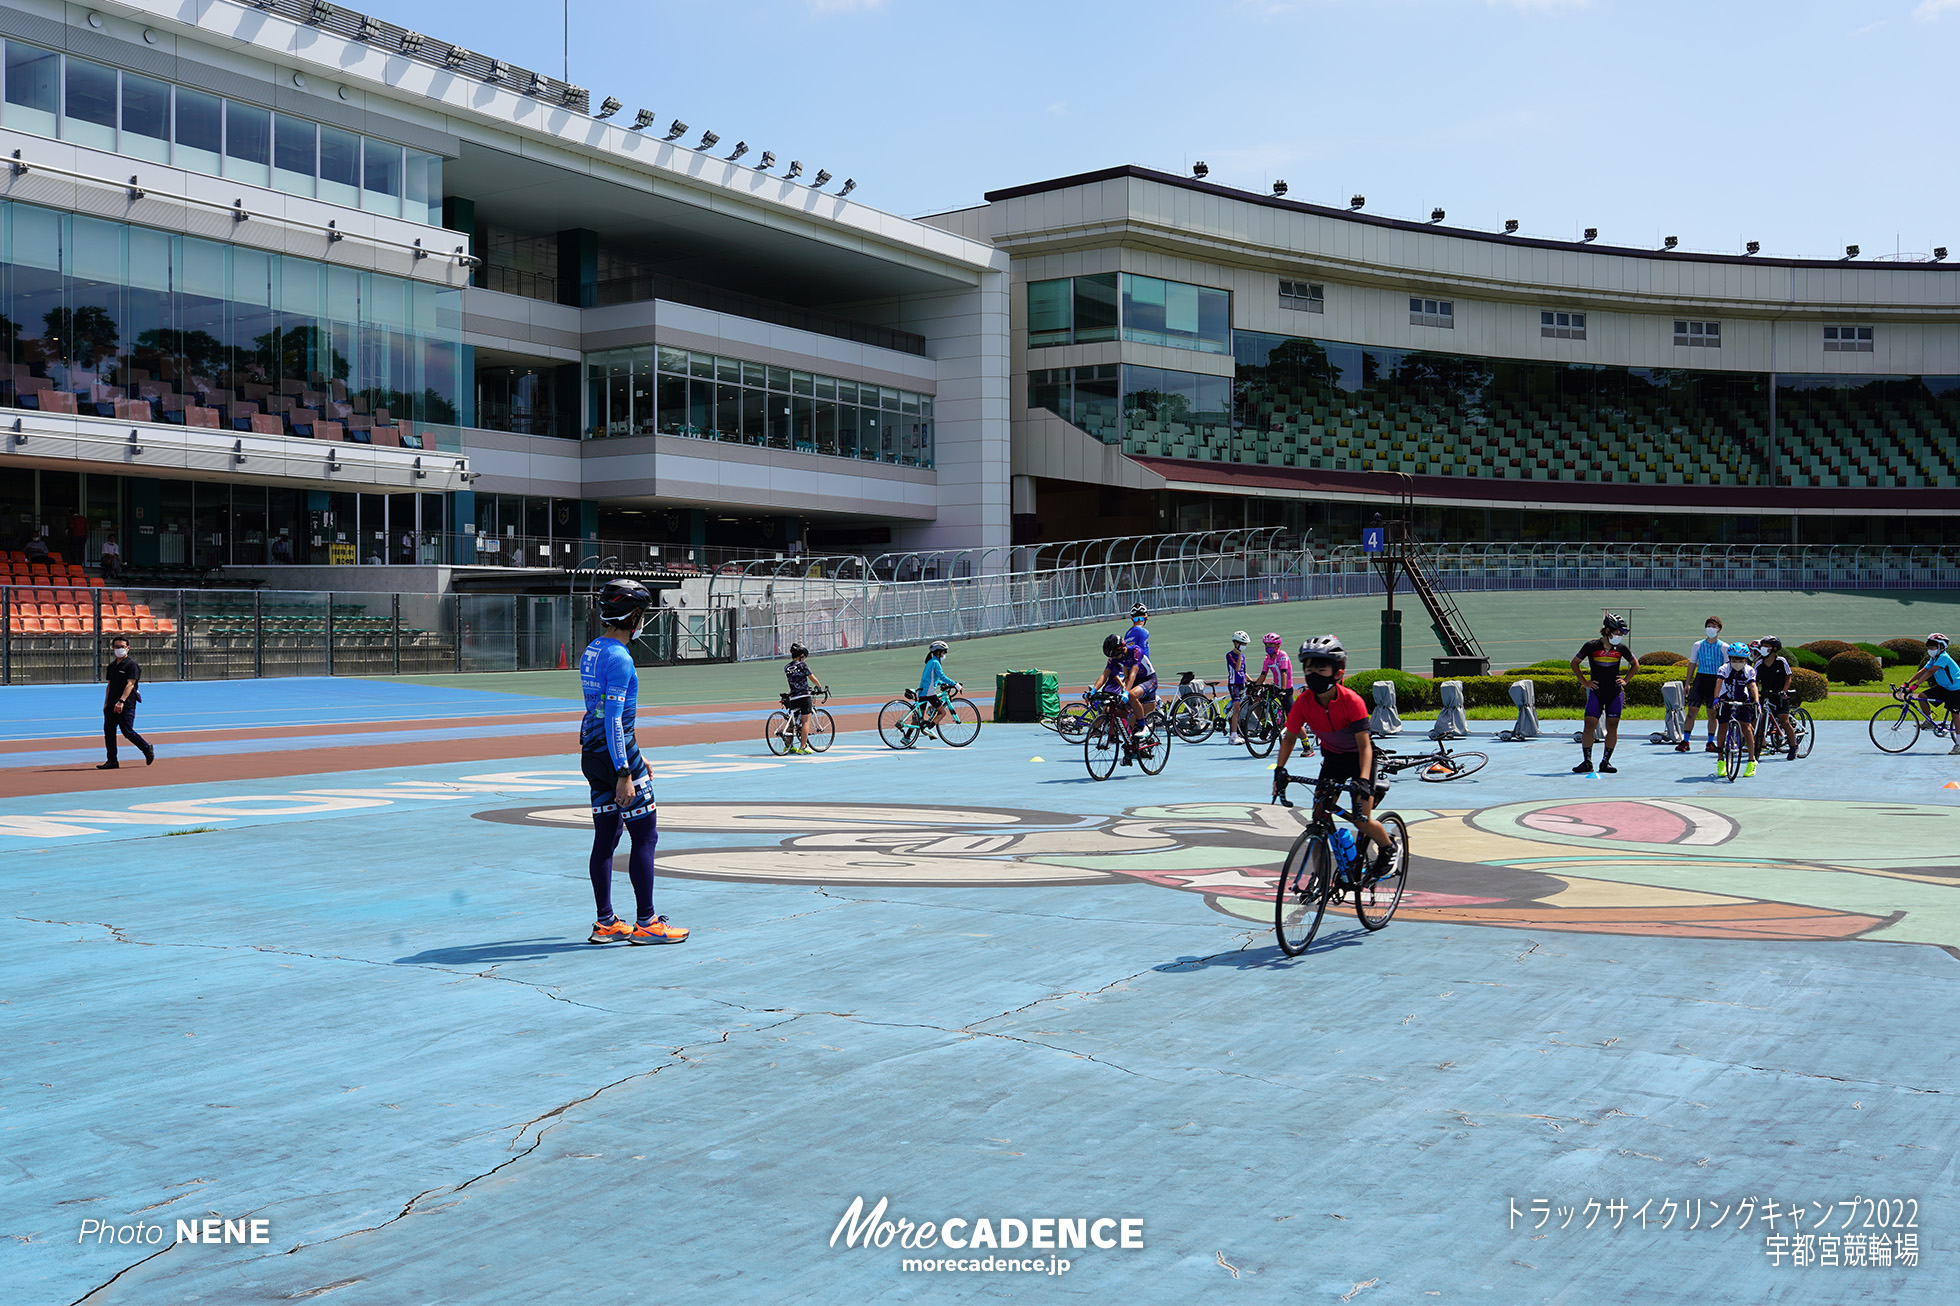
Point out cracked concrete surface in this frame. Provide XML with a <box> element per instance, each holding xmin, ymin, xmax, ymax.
<box><xmin>6</xmin><ymin>730</ymin><xmax>1956</xmax><ymax>1305</ymax></box>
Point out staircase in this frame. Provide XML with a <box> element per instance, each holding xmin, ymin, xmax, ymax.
<box><xmin>1405</xmin><ymin>550</ymin><xmax>1482</xmax><ymax>659</ymax></box>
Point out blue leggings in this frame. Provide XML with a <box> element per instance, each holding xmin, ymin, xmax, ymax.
<box><xmin>590</xmin><ymin>812</ymin><xmax>657</xmax><ymax>924</ymax></box>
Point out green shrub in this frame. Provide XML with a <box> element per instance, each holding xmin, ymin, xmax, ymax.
<box><xmin>1852</xmin><ymin>641</ymin><xmax>1899</xmax><ymax>666</ymax></box>
<box><xmin>1344</xmin><ymin>669</ymin><xmax>1435</xmax><ymax>711</ymax></box>
<box><xmin>1826</xmin><ymin>650</ymin><xmax>1883</xmax><ymax>684</ymax></box>
<box><xmin>1883</xmin><ymin>637</ymin><xmax>1928</xmax><ymax>665</ymax></box>
<box><xmin>1639</xmin><ymin>650</ymin><xmax>1687</xmax><ymax>666</ymax></box>
<box><xmin>1792</xmin><ymin>647</ymin><xmax>1830</xmax><ymax>672</ymax></box>
<box><xmin>1624</xmin><ymin>664</ymin><xmax>1690</xmax><ymax>707</ymax></box>
<box><xmin>1803</xmin><ymin>639</ymin><xmax>1855</xmax><ymax>659</ymax></box>
<box><xmin>1458</xmin><ymin>675</ymin><xmax>1525</xmax><ymax>709</ymax></box>
<box><xmin>1788</xmin><ymin>667</ymin><xmax>1829</xmax><ymax>703</ymax></box>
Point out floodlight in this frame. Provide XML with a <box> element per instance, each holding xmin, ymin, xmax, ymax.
<box><xmin>399</xmin><ymin>31</ymin><xmax>424</xmax><ymax>54</ymax></box>
<box><xmin>1349</xmin><ymin>194</ymin><xmax>1365</xmax><ymax>210</ymax></box>
<box><xmin>1843</xmin><ymin>244</ymin><xmax>1860</xmax><ymax>260</ymax></box>
<box><xmin>663</xmin><ymin>120</ymin><xmax>688</xmax><ymax>141</ymax></box>
<box><xmin>444</xmin><ymin>45</ymin><xmax>467</xmax><ymax>69</ymax></box>
<box><xmin>1272</xmin><ymin>180</ymin><xmax>1287</xmax><ymax>197</ymax></box>
<box><xmin>1429</xmin><ymin>207</ymin><xmax>1445</xmax><ymax>223</ymax></box>
<box><xmin>727</xmin><ymin>140</ymin><xmax>749</xmax><ymax>160</ymax></box>
<box><xmin>594</xmin><ymin>97</ymin><xmax>621</xmax><ymax>119</ymax></box>
<box><xmin>1581</xmin><ymin>227</ymin><xmax>1598</xmax><ymax>243</ymax></box>
<box><xmin>758</xmin><ymin>151</ymin><xmax>776</xmax><ymax>170</ymax></box>
<box><xmin>813</xmin><ymin>170</ymin><xmax>832</xmax><ymax>188</ymax></box>
<box><xmin>839</xmin><ymin>179</ymin><xmax>856</xmax><ymax>197</ymax></box>
<box><xmin>1745</xmin><ymin>241</ymin><xmax>1760</xmax><ymax>255</ymax></box>
<box><xmin>1504</xmin><ymin>219</ymin><xmax>1518</xmax><ymax>234</ymax></box>
<box><xmin>630</xmin><ymin>109</ymin><xmax>657</xmax><ymax>131</ymax></box>
<box><xmin>697</xmin><ymin>131</ymin><xmax>719</xmax><ymax>150</ymax></box>
<box><xmin>1935</xmin><ymin>247</ymin><xmax>1949</xmax><ymax>262</ymax></box>
<box><xmin>1192</xmin><ymin>161</ymin><xmax>1208</xmax><ymax>179</ymax></box>
<box><xmin>1663</xmin><ymin>235</ymin><xmax>1678</xmax><ymax>250</ymax></box>
<box><xmin>785</xmin><ymin>161</ymin><xmax>803</xmax><ymax>180</ymax></box>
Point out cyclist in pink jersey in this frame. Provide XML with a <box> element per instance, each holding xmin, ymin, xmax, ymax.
<box><xmin>1254</xmin><ymin>632</ymin><xmax>1295</xmax><ymax>717</ymax></box>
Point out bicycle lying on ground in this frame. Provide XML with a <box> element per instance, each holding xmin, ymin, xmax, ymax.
<box><xmin>1869</xmin><ymin>685</ymin><xmax>1959</xmax><ymax>754</ymax></box>
<box><xmin>1377</xmin><ymin>739</ymin><xmax>1489</xmax><ymax>782</ymax></box>
<box><xmin>1270</xmin><ymin>774</ymin><xmax>1409</xmax><ymax>955</ymax></box>
<box><xmin>878</xmin><ymin>684</ymin><xmax>983</xmax><ymax>749</ymax></box>
<box><xmin>765</xmin><ymin>686</ymin><xmax>834</xmax><ymax>755</ymax></box>
<box><xmin>1082</xmin><ymin>688</ymin><xmax>1170</xmax><ymax>780</ymax></box>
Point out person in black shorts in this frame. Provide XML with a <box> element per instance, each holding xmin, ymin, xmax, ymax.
<box><xmin>100</xmin><ymin>636</ymin><xmax>155</xmax><ymax>769</ymax></box>
<box><xmin>782</xmin><ymin>642</ymin><xmax>825</xmax><ymax>754</ymax></box>
<box><xmin>1755</xmin><ymin>636</ymin><xmax>1797</xmax><ymax>761</ymax></box>
<box><xmin>1569</xmin><ymin>613</ymin><xmax>1635</xmax><ymax>773</ymax></box>
<box><xmin>1679</xmin><ymin>616</ymin><xmax>1727</xmax><ymax>753</ymax></box>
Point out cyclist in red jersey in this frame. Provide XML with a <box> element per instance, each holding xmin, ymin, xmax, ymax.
<box><xmin>1271</xmin><ymin>635</ymin><xmax>1398</xmax><ymax>878</ymax></box>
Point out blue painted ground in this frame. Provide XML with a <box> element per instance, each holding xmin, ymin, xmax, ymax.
<box><xmin>5</xmin><ymin>721</ymin><xmax>1955</xmax><ymax>1304</ymax></box>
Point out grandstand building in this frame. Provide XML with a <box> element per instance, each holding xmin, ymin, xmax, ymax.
<box><xmin>923</xmin><ymin>167</ymin><xmax>1960</xmax><ymax>550</ymax></box>
<box><xmin>2</xmin><ymin>0</ymin><xmax>1955</xmax><ymax>595</ymax></box>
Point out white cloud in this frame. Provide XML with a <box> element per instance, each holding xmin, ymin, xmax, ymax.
<box><xmin>1913</xmin><ymin>0</ymin><xmax>1960</xmax><ymax>19</ymax></box>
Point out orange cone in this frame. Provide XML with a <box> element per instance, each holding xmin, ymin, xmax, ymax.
<box><xmin>1944</xmin><ymin>780</ymin><xmax>1960</xmax><ymax>790</ymax></box>
<box><xmin>556</xmin><ymin>643</ymin><xmax>568</xmax><ymax>669</ymax></box>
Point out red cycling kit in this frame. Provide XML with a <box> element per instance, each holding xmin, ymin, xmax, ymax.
<box><xmin>1285</xmin><ymin>684</ymin><xmax>1371</xmax><ymax>785</ymax></box>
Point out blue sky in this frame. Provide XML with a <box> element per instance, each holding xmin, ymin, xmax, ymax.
<box><xmin>384</xmin><ymin>0</ymin><xmax>1957</xmax><ymax>260</ymax></box>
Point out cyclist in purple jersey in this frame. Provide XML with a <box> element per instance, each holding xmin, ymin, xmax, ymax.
<box><xmin>1093</xmin><ymin>631</ymin><xmax>1158</xmax><ymax>739</ymax></box>
<box><xmin>1224</xmin><ymin>630</ymin><xmax>1251</xmax><ymax>744</ymax></box>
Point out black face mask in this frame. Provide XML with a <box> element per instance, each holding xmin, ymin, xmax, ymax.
<box><xmin>1304</xmin><ymin>671</ymin><xmax>1337</xmax><ymax>694</ymax></box>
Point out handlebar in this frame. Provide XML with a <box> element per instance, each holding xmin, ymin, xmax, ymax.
<box><xmin>1270</xmin><ymin>770</ymin><xmax>1381</xmax><ymax>809</ymax></box>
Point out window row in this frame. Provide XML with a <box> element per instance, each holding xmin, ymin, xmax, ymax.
<box><xmin>1278</xmin><ymin>280</ymin><xmax>1323</xmax><ymax>313</ymax></box>
<box><xmin>585</xmin><ymin>346</ymin><xmax>933</xmax><ymax>467</ymax></box>
<box><xmin>1</xmin><ymin>41</ymin><xmax>443</xmax><ymax>224</ymax></box>
<box><xmin>1027</xmin><ymin>273</ymin><xmax>1231</xmax><ymax>354</ymax></box>
<box><xmin>0</xmin><ymin>200</ymin><xmax>464</xmax><ymax>434</ymax></box>
<box><xmin>1824</xmin><ymin>325</ymin><xmax>1874</xmax><ymax>353</ymax></box>
<box><xmin>1674</xmin><ymin>320</ymin><xmax>1721</xmax><ymax>348</ymax></box>
<box><xmin>1409</xmin><ymin>297</ymin><xmax>1454</xmax><ymax>328</ymax></box>
<box><xmin>1541</xmin><ymin>311</ymin><xmax>1586</xmax><ymax>340</ymax></box>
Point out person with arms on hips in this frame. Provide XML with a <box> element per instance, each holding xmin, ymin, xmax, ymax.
<box><xmin>918</xmin><ymin>640</ymin><xmax>957</xmax><ymax>732</ymax></box>
<box><xmin>1678</xmin><ymin>616</ymin><xmax>1727</xmax><ymax>753</ymax></box>
<box><xmin>1224</xmin><ymin>631</ymin><xmax>1251</xmax><ymax>745</ymax></box>
<box><xmin>1713</xmin><ymin>642</ymin><xmax>1760</xmax><ymax>778</ymax></box>
<box><xmin>783</xmin><ymin>642</ymin><xmax>825</xmax><ymax>754</ymax></box>
<box><xmin>1755</xmin><ymin>636</ymin><xmax>1798</xmax><ymax>761</ymax></box>
<box><xmin>1254</xmin><ymin>632</ymin><xmax>1294</xmax><ymax>718</ymax></box>
<box><xmin>1092</xmin><ymin>631</ymin><xmax>1158</xmax><ymax>755</ymax></box>
<box><xmin>99</xmin><ymin>635</ymin><xmax>154</xmax><ymax>769</ymax></box>
<box><xmin>1124</xmin><ymin>603</ymin><xmax>1150</xmax><ymax>662</ymax></box>
<box><xmin>1271</xmin><ymin>636</ymin><xmax>1398</xmax><ymax>880</ymax></box>
<box><xmin>1570</xmin><ymin>613</ymin><xmax>1636</xmax><ymax>774</ymax></box>
<box><xmin>1902</xmin><ymin>633</ymin><xmax>1960</xmax><ymax>753</ymax></box>
<box><xmin>579</xmin><ymin>580</ymin><xmax>687</xmax><ymax>945</ymax></box>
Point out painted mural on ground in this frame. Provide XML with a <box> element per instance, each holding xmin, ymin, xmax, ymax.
<box><xmin>477</xmin><ymin>797</ymin><xmax>1960</xmax><ymax>950</ymax></box>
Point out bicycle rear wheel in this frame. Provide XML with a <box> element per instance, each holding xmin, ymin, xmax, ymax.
<box><xmin>1722</xmin><ymin>727</ymin><xmax>1746</xmax><ymax>780</ymax></box>
<box><xmin>936</xmin><ymin>698</ymin><xmax>983</xmax><ymax>747</ymax></box>
<box><xmin>1274</xmin><ymin>831</ymin><xmax>1332</xmax><ymax>956</ymax></box>
<box><xmin>1868</xmin><ymin>705</ymin><xmax>1919</xmax><ymax>754</ymax></box>
<box><xmin>1355</xmin><ymin>812</ymin><xmax>1409</xmax><ymax>930</ymax></box>
<box><xmin>1170</xmin><ymin>697</ymin><xmax>1213</xmax><ymax>742</ymax></box>
<box><xmin>1244</xmin><ymin>699</ymin><xmax>1280</xmax><ymax>758</ymax></box>
<box><xmin>1792</xmin><ymin>708</ymin><xmax>1814</xmax><ymax>759</ymax></box>
<box><xmin>1417</xmin><ymin>749</ymin><xmax>1487</xmax><ymax>781</ymax></box>
<box><xmin>764</xmin><ymin>711</ymin><xmax>791</xmax><ymax>756</ymax></box>
<box><xmin>878</xmin><ymin>700</ymin><xmax>919</xmax><ymax>750</ymax></box>
<box><xmin>806</xmin><ymin>709</ymin><xmax>835</xmax><ymax>753</ymax></box>
<box><xmin>1085</xmin><ymin>717</ymin><xmax>1120</xmax><ymax>780</ymax></box>
<box><xmin>1054</xmin><ymin>702</ymin><xmax>1092</xmax><ymax>741</ymax></box>
<box><xmin>1136</xmin><ymin>712</ymin><xmax>1171</xmax><ymax>774</ymax></box>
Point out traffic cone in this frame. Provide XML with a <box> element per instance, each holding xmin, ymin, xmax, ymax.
<box><xmin>556</xmin><ymin>643</ymin><xmax>568</xmax><ymax>669</ymax></box>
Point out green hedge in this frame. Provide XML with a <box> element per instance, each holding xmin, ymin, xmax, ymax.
<box><xmin>1827</xmin><ymin>650</ymin><xmax>1883</xmax><ymax>684</ymax></box>
<box><xmin>1852</xmin><ymin>641</ymin><xmax>1900</xmax><ymax>667</ymax></box>
<box><xmin>1640</xmin><ymin>650</ymin><xmax>1687</xmax><ymax>666</ymax></box>
<box><xmin>1804</xmin><ymin>639</ymin><xmax>1856</xmax><ymax>659</ymax></box>
<box><xmin>1792</xmin><ymin>647</ymin><xmax>1830</xmax><ymax>672</ymax></box>
<box><xmin>1789</xmin><ymin>667</ymin><xmax>1829</xmax><ymax>703</ymax></box>
<box><xmin>1883</xmin><ymin>637</ymin><xmax>1928</xmax><ymax>665</ymax></box>
<box><xmin>1345</xmin><ymin>668</ymin><xmax>1436</xmax><ymax>711</ymax></box>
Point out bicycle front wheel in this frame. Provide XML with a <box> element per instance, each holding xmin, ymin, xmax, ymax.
<box><xmin>878</xmin><ymin>700</ymin><xmax>920</xmax><ymax>750</ymax></box>
<box><xmin>1170</xmin><ymin>698</ymin><xmax>1212</xmax><ymax>743</ymax></box>
<box><xmin>1244</xmin><ymin>701</ymin><xmax>1280</xmax><ymax>758</ymax></box>
<box><xmin>1274</xmin><ymin>832</ymin><xmax>1332</xmax><ymax>956</ymax></box>
<box><xmin>1355</xmin><ymin>812</ymin><xmax>1409</xmax><ymax>930</ymax></box>
<box><xmin>806</xmin><ymin>709</ymin><xmax>835</xmax><ymax>753</ymax></box>
<box><xmin>1055</xmin><ymin>702</ymin><xmax>1093</xmax><ymax>741</ymax></box>
<box><xmin>936</xmin><ymin>698</ymin><xmax>983</xmax><ymax>747</ymax></box>
<box><xmin>1136</xmin><ymin>712</ymin><xmax>1171</xmax><ymax>774</ymax></box>
<box><xmin>1868</xmin><ymin>705</ymin><xmax>1919</xmax><ymax>753</ymax></box>
<box><xmin>1792</xmin><ymin>708</ymin><xmax>1815</xmax><ymax>759</ymax></box>
<box><xmin>764</xmin><ymin>711</ymin><xmax>791</xmax><ymax>756</ymax></box>
<box><xmin>1723</xmin><ymin>727</ymin><xmax>1747</xmax><ymax>781</ymax></box>
<box><xmin>1418</xmin><ymin>749</ymin><xmax>1488</xmax><ymax>782</ymax></box>
<box><xmin>1085</xmin><ymin>718</ymin><xmax>1120</xmax><ymax>780</ymax></box>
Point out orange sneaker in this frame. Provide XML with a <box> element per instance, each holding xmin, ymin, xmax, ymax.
<box><xmin>587</xmin><ymin>918</ymin><xmax>634</xmax><ymax>944</ymax></box>
<box><xmin>626</xmin><ymin>915</ymin><xmax>690</xmax><ymax>945</ymax></box>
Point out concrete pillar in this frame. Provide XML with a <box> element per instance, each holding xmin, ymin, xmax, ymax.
<box><xmin>1011</xmin><ymin>474</ymin><xmax>1038</xmax><ymax>546</ymax></box>
<box><xmin>443</xmin><ymin>196</ymin><xmax>482</xmax><ymax>289</ymax></box>
<box><xmin>127</xmin><ymin>477</ymin><xmax>160</xmax><ymax>567</ymax></box>
<box><xmin>448</xmin><ymin>489</ymin><xmax>476</xmax><ymax>565</ymax></box>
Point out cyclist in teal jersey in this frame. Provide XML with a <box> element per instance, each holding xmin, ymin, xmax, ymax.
<box><xmin>1902</xmin><ymin>633</ymin><xmax>1960</xmax><ymax>753</ymax></box>
<box><xmin>918</xmin><ymin>640</ymin><xmax>956</xmax><ymax>730</ymax></box>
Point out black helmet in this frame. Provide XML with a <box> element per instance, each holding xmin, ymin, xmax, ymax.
<box><xmin>1298</xmin><ymin>634</ymin><xmax>1347</xmax><ymax>668</ymax></box>
<box><xmin>1759</xmin><ymin>635</ymin><xmax>1782</xmax><ymax>652</ymax></box>
<box><xmin>789</xmin><ymin>642</ymin><xmax>808</xmax><ymax>658</ymax></box>
<box><xmin>1602</xmin><ymin>612</ymin><xmax>1630</xmax><ymax>635</ymax></box>
<box><xmin>597</xmin><ymin>578</ymin><xmax>652</xmax><ymax>625</ymax></box>
<box><xmin>928</xmin><ymin>639</ymin><xmax>949</xmax><ymax>657</ymax></box>
<box><xmin>1102</xmin><ymin>633</ymin><xmax>1124</xmax><ymax>657</ymax></box>
<box><xmin>1130</xmin><ymin>603</ymin><xmax>1149</xmax><ymax>621</ymax></box>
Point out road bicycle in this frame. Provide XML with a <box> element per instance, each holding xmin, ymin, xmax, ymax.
<box><xmin>1758</xmin><ymin>698</ymin><xmax>1815</xmax><ymax>760</ymax></box>
<box><xmin>878</xmin><ymin>684</ymin><xmax>983</xmax><ymax>750</ymax></box>
<box><xmin>765</xmin><ymin>685</ymin><xmax>834</xmax><ymax>755</ymax></box>
<box><xmin>1239</xmin><ymin>684</ymin><xmax>1290</xmax><ymax>758</ymax></box>
<box><xmin>1041</xmin><ymin>696</ymin><xmax>1096</xmax><ymax>742</ymax></box>
<box><xmin>1269</xmin><ymin>773</ymin><xmax>1410</xmax><ymax>955</ymax></box>
<box><xmin>1377</xmin><ymin>739</ymin><xmax>1489</xmax><ymax>782</ymax></box>
<box><xmin>1713</xmin><ymin>699</ymin><xmax>1755</xmax><ymax>781</ymax></box>
<box><xmin>1082</xmin><ymin>689</ymin><xmax>1170</xmax><ymax>780</ymax></box>
<box><xmin>1869</xmin><ymin>685</ymin><xmax>1959</xmax><ymax>754</ymax></box>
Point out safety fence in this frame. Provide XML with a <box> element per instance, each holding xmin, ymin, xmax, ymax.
<box><xmin>0</xmin><ymin>587</ymin><xmax>732</xmax><ymax>686</ymax></box>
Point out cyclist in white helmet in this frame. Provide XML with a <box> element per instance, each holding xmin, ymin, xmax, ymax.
<box><xmin>1224</xmin><ymin>631</ymin><xmax>1251</xmax><ymax>745</ymax></box>
<box><xmin>1902</xmin><ymin>633</ymin><xmax>1960</xmax><ymax>753</ymax></box>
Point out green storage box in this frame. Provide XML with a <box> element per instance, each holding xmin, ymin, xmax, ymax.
<box><xmin>994</xmin><ymin>669</ymin><xmax>1060</xmax><ymax>722</ymax></box>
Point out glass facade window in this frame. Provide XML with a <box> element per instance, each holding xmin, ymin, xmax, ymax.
<box><xmin>1022</xmin><ymin>272</ymin><xmax>1125</xmax><ymax>348</ymax></box>
<box><xmin>587</xmin><ymin>346</ymin><xmax>934</xmax><ymax>466</ymax></box>
<box><xmin>1279</xmin><ymin>280</ymin><xmax>1324</xmax><ymax>313</ymax></box>
<box><xmin>1674</xmin><ymin>320</ymin><xmax>1720</xmax><ymax>347</ymax></box>
<box><xmin>476</xmin><ymin>363</ymin><xmax>577</xmax><ymax>440</ymax></box>
<box><xmin>1409</xmin><ymin>297</ymin><xmax>1454</xmax><ymax>328</ymax></box>
<box><xmin>0</xmin><ymin>42</ymin><xmax>444</xmax><ymax>226</ymax></box>
<box><xmin>1541</xmin><ymin>310</ymin><xmax>1586</xmax><ymax>340</ymax></box>
<box><xmin>1121</xmin><ymin>274</ymin><xmax>1228</xmax><ymax>353</ymax></box>
<box><xmin>1823</xmin><ymin>325</ymin><xmax>1874</xmax><ymax>353</ymax></box>
<box><xmin>0</xmin><ymin>199</ymin><xmax>462</xmax><ymax>435</ymax></box>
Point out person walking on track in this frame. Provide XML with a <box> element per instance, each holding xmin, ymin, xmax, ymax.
<box><xmin>579</xmin><ymin>579</ymin><xmax>688</xmax><ymax>946</ymax></box>
<box><xmin>99</xmin><ymin>635</ymin><xmax>154</xmax><ymax>770</ymax></box>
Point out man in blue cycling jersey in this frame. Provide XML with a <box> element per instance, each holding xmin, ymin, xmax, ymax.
<box><xmin>1124</xmin><ymin>603</ymin><xmax>1150</xmax><ymax>662</ymax></box>
<box><xmin>1902</xmin><ymin>632</ymin><xmax>1960</xmax><ymax>754</ymax></box>
<box><xmin>919</xmin><ymin>639</ymin><xmax>956</xmax><ymax>730</ymax></box>
<box><xmin>579</xmin><ymin>579</ymin><xmax>688</xmax><ymax>946</ymax></box>
<box><xmin>1678</xmin><ymin>615</ymin><xmax>1727</xmax><ymax>753</ymax></box>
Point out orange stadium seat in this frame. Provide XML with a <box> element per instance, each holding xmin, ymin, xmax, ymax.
<box><xmin>155</xmin><ymin>618</ymin><xmax>177</xmax><ymax>633</ymax></box>
<box><xmin>61</xmin><ymin>617</ymin><xmax>85</xmax><ymax>632</ymax></box>
<box><xmin>136</xmin><ymin>618</ymin><xmax>157</xmax><ymax>632</ymax></box>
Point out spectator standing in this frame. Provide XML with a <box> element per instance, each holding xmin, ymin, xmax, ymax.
<box><xmin>1678</xmin><ymin>616</ymin><xmax>1728</xmax><ymax>753</ymax></box>
<box><xmin>400</xmin><ymin>529</ymin><xmax>416</xmax><ymax>564</ymax></box>
<box><xmin>68</xmin><ymin>509</ymin><xmax>88</xmax><ymax>565</ymax></box>
<box><xmin>98</xmin><ymin>533</ymin><xmax>123</xmax><ymax>580</ymax></box>
<box><xmin>100</xmin><ymin>636</ymin><xmax>155</xmax><ymax>769</ymax></box>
